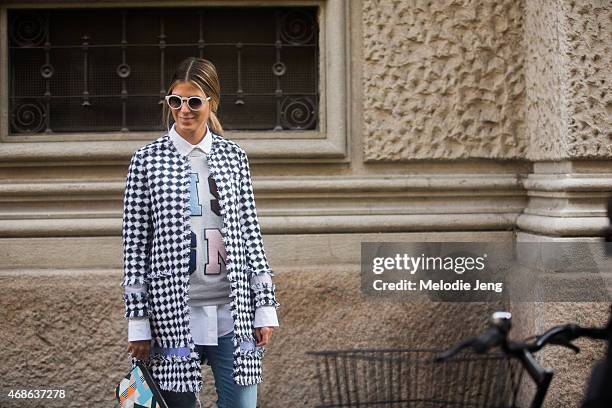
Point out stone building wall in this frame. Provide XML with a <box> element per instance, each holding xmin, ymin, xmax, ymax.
<box><xmin>0</xmin><ymin>1</ymin><xmax>610</xmax><ymax>407</ymax></box>
<box><xmin>363</xmin><ymin>0</ymin><xmax>527</xmax><ymax>160</ymax></box>
<box><xmin>525</xmin><ymin>0</ymin><xmax>611</xmax><ymax>160</ymax></box>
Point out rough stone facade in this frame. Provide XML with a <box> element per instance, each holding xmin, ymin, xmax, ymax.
<box><xmin>363</xmin><ymin>0</ymin><xmax>612</xmax><ymax>162</ymax></box>
<box><xmin>525</xmin><ymin>0</ymin><xmax>612</xmax><ymax>160</ymax></box>
<box><xmin>363</xmin><ymin>0</ymin><xmax>527</xmax><ymax>160</ymax></box>
<box><xmin>523</xmin><ymin>0</ymin><xmax>569</xmax><ymax>160</ymax></box>
<box><xmin>563</xmin><ymin>0</ymin><xmax>611</xmax><ymax>158</ymax></box>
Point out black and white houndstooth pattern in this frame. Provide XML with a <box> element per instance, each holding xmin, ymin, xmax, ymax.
<box><xmin>121</xmin><ymin>131</ymin><xmax>278</xmax><ymax>391</ymax></box>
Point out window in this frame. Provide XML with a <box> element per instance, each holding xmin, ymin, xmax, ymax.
<box><xmin>8</xmin><ymin>7</ymin><xmax>319</xmax><ymax>134</ymax></box>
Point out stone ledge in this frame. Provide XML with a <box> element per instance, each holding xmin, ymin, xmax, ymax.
<box><xmin>0</xmin><ymin>137</ymin><xmax>348</xmax><ymax>164</ymax></box>
<box><xmin>0</xmin><ymin>174</ymin><xmax>524</xmax><ymax>197</ymax></box>
<box><xmin>519</xmin><ymin>164</ymin><xmax>612</xmax><ymax>236</ymax></box>
<box><xmin>523</xmin><ymin>174</ymin><xmax>612</xmax><ymax>192</ymax></box>
<box><xmin>0</xmin><ymin>174</ymin><xmax>526</xmax><ymax>237</ymax></box>
<box><xmin>0</xmin><ymin>213</ymin><xmax>520</xmax><ymax>237</ymax></box>
<box><xmin>0</xmin><ymin>231</ymin><xmax>515</xmax><ymax>270</ymax></box>
<box><xmin>517</xmin><ymin>214</ymin><xmax>608</xmax><ymax>237</ymax></box>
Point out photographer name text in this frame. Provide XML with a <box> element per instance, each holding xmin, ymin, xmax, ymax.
<box><xmin>372</xmin><ymin>279</ymin><xmax>503</xmax><ymax>293</ymax></box>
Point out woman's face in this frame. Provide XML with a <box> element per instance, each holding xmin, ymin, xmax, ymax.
<box><xmin>169</xmin><ymin>81</ymin><xmax>210</xmax><ymax>137</ymax></box>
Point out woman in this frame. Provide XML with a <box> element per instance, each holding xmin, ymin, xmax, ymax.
<box><xmin>121</xmin><ymin>57</ymin><xmax>279</xmax><ymax>408</ymax></box>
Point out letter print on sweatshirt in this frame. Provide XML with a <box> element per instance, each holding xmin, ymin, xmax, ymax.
<box><xmin>188</xmin><ymin>171</ymin><xmax>227</xmax><ymax>276</ymax></box>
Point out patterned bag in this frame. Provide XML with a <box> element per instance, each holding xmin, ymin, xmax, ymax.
<box><xmin>115</xmin><ymin>360</ymin><xmax>169</xmax><ymax>408</ymax></box>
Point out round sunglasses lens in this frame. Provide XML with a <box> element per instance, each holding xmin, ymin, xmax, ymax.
<box><xmin>168</xmin><ymin>96</ymin><xmax>182</xmax><ymax>109</ymax></box>
<box><xmin>188</xmin><ymin>98</ymin><xmax>203</xmax><ymax>111</ymax></box>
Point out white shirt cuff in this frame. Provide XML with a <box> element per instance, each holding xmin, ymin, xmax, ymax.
<box><xmin>254</xmin><ymin>306</ymin><xmax>279</xmax><ymax>328</ymax></box>
<box><xmin>128</xmin><ymin>317</ymin><xmax>152</xmax><ymax>341</ymax></box>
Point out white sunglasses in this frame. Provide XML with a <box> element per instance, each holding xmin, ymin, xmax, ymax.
<box><xmin>165</xmin><ymin>94</ymin><xmax>211</xmax><ymax>111</ymax></box>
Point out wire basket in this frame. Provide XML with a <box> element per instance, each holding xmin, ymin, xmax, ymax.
<box><xmin>308</xmin><ymin>348</ymin><xmax>526</xmax><ymax>408</ymax></box>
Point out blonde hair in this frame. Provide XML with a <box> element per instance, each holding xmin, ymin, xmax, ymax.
<box><xmin>162</xmin><ymin>57</ymin><xmax>224</xmax><ymax>135</ymax></box>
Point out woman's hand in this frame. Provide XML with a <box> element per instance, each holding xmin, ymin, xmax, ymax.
<box><xmin>255</xmin><ymin>327</ymin><xmax>274</xmax><ymax>347</ymax></box>
<box><xmin>127</xmin><ymin>340</ymin><xmax>151</xmax><ymax>362</ymax></box>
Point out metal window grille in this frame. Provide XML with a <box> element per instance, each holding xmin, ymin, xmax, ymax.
<box><xmin>8</xmin><ymin>7</ymin><xmax>319</xmax><ymax>134</ymax></box>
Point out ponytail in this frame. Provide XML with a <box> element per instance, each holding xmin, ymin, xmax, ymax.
<box><xmin>208</xmin><ymin>111</ymin><xmax>224</xmax><ymax>136</ymax></box>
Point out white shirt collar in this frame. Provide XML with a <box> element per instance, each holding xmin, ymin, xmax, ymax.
<box><xmin>169</xmin><ymin>123</ymin><xmax>212</xmax><ymax>155</ymax></box>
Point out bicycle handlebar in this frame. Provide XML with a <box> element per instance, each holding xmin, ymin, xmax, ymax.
<box><xmin>434</xmin><ymin>327</ymin><xmax>504</xmax><ymax>362</ymax></box>
<box><xmin>436</xmin><ymin>313</ymin><xmax>609</xmax><ymax>363</ymax></box>
<box><xmin>530</xmin><ymin>324</ymin><xmax>609</xmax><ymax>353</ymax></box>
<box><xmin>436</xmin><ymin>312</ymin><xmax>610</xmax><ymax>408</ymax></box>
<box><xmin>435</xmin><ymin>311</ymin><xmax>512</xmax><ymax>362</ymax></box>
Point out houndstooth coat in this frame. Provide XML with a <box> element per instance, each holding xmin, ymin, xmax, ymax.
<box><xmin>121</xmin><ymin>130</ymin><xmax>278</xmax><ymax>392</ymax></box>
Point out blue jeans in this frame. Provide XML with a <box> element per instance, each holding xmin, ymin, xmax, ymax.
<box><xmin>159</xmin><ymin>332</ymin><xmax>257</xmax><ymax>408</ymax></box>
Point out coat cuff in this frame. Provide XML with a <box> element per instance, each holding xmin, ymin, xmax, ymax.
<box><xmin>123</xmin><ymin>291</ymin><xmax>149</xmax><ymax>319</ymax></box>
<box><xmin>250</xmin><ymin>282</ymin><xmax>280</xmax><ymax>309</ymax></box>
<box><xmin>247</xmin><ymin>267</ymin><xmax>275</xmax><ymax>278</ymax></box>
<box><xmin>250</xmin><ymin>272</ymin><xmax>280</xmax><ymax>309</ymax></box>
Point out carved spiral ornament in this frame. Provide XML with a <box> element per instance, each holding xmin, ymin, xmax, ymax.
<box><xmin>280</xmin><ymin>96</ymin><xmax>316</xmax><ymax>130</ymax></box>
<box><xmin>11</xmin><ymin>101</ymin><xmax>46</xmax><ymax>133</ymax></box>
<box><xmin>280</xmin><ymin>11</ymin><xmax>314</xmax><ymax>45</ymax></box>
<box><xmin>10</xmin><ymin>13</ymin><xmax>46</xmax><ymax>47</ymax></box>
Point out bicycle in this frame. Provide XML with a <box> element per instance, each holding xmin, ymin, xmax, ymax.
<box><xmin>309</xmin><ymin>311</ymin><xmax>609</xmax><ymax>408</ymax></box>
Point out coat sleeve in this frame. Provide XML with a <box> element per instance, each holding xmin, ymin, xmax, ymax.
<box><xmin>121</xmin><ymin>150</ymin><xmax>153</xmax><ymax>319</ymax></box>
<box><xmin>238</xmin><ymin>151</ymin><xmax>280</xmax><ymax>310</ymax></box>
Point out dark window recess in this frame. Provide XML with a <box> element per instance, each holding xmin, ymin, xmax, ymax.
<box><xmin>8</xmin><ymin>7</ymin><xmax>319</xmax><ymax>134</ymax></box>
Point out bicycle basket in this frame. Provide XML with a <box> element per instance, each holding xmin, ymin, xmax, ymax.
<box><xmin>308</xmin><ymin>348</ymin><xmax>526</xmax><ymax>408</ymax></box>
